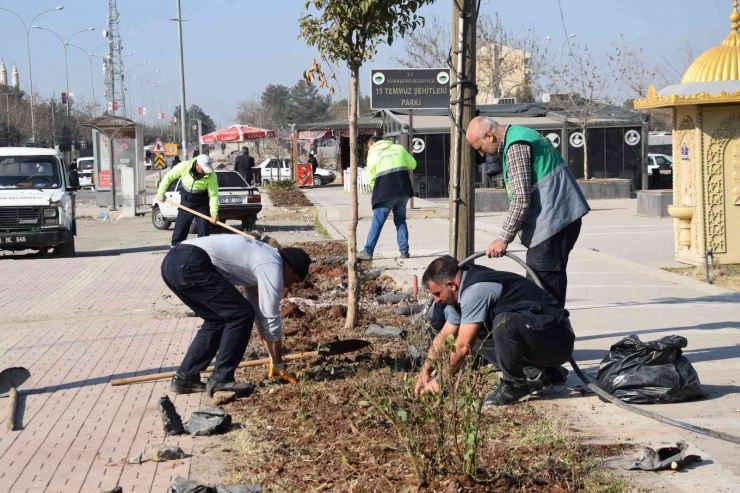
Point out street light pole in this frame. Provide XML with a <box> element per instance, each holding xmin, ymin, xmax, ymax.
<box><xmin>172</xmin><ymin>0</ymin><xmax>188</xmax><ymax>158</ymax></box>
<box><xmin>559</xmin><ymin>33</ymin><xmax>576</xmax><ymax>60</ymax></box>
<box><xmin>34</xmin><ymin>26</ymin><xmax>95</xmax><ymax>117</ymax></box>
<box><xmin>123</xmin><ymin>63</ymin><xmax>145</xmax><ymax>119</ymax></box>
<box><xmin>0</xmin><ymin>6</ymin><xmax>63</xmax><ymax>142</ymax></box>
<box><xmin>67</xmin><ymin>44</ymin><xmax>97</xmax><ymax>116</ymax></box>
<box><xmin>149</xmin><ymin>81</ymin><xmax>156</xmax><ymax>128</ymax></box>
<box><xmin>140</xmin><ymin>77</ymin><xmax>145</xmax><ymax>123</ymax></box>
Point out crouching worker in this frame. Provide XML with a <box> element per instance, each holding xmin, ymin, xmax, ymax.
<box><xmin>161</xmin><ymin>234</ymin><xmax>311</xmax><ymax>397</ymax></box>
<box><xmin>414</xmin><ymin>255</ymin><xmax>575</xmax><ymax>406</ymax></box>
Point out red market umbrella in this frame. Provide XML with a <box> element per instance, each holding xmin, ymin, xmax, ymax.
<box><xmin>298</xmin><ymin>129</ymin><xmax>333</xmax><ymax>140</ymax></box>
<box><xmin>200</xmin><ymin>124</ymin><xmax>276</xmax><ymax>145</ymax></box>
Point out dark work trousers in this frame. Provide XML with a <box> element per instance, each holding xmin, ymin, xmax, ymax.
<box><xmin>426</xmin><ymin>325</ymin><xmax>499</xmax><ymax>370</ymax></box>
<box><xmin>526</xmin><ymin>218</ymin><xmax>582</xmax><ymax>309</ymax></box>
<box><xmin>171</xmin><ymin>189</ymin><xmax>212</xmax><ymax>247</ymax></box>
<box><xmin>161</xmin><ymin>244</ymin><xmax>255</xmax><ymax>383</ymax></box>
<box><xmin>491</xmin><ymin>312</ymin><xmax>574</xmax><ymax>387</ymax></box>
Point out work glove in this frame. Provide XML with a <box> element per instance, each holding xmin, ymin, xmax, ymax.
<box><xmin>268</xmin><ymin>362</ymin><xmax>298</xmax><ymax>384</ymax></box>
<box><xmin>209</xmin><ymin>215</ymin><xmax>218</xmax><ymax>225</ymax></box>
<box><xmin>156</xmin><ymin>195</ymin><xmax>165</xmax><ymax>203</ymax></box>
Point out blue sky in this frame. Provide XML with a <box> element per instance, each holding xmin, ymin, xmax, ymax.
<box><xmin>0</xmin><ymin>0</ymin><xmax>734</xmax><ymax>126</ymax></box>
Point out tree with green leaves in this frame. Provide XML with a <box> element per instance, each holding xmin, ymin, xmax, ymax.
<box><xmin>300</xmin><ymin>0</ymin><xmax>435</xmax><ymax>329</ymax></box>
<box><xmin>329</xmin><ymin>95</ymin><xmax>372</xmax><ymax>120</ymax></box>
<box><xmin>261</xmin><ymin>84</ymin><xmax>291</xmax><ymax>128</ymax></box>
<box><xmin>0</xmin><ymin>122</ymin><xmax>23</xmax><ymax>147</ymax></box>
<box><xmin>174</xmin><ymin>105</ymin><xmax>216</xmax><ymax>143</ymax></box>
<box><xmin>58</xmin><ymin>125</ymin><xmax>73</xmax><ymax>153</ymax></box>
<box><xmin>285</xmin><ymin>80</ymin><xmax>332</xmax><ymax>125</ymax></box>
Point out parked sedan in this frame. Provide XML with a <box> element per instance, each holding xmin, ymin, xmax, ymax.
<box><xmin>77</xmin><ymin>157</ymin><xmax>95</xmax><ymax>188</ymax></box>
<box><xmin>647</xmin><ymin>153</ymin><xmax>673</xmax><ymax>173</ymax></box>
<box><xmin>256</xmin><ymin>158</ymin><xmax>336</xmax><ymax>186</ymax></box>
<box><xmin>152</xmin><ymin>170</ymin><xmax>262</xmax><ymax>232</ymax></box>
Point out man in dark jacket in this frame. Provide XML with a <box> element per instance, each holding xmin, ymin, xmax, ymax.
<box><xmin>234</xmin><ymin>147</ymin><xmax>256</xmax><ymax>184</ymax></box>
<box><xmin>414</xmin><ymin>255</ymin><xmax>575</xmax><ymax>406</ymax></box>
<box><xmin>308</xmin><ymin>153</ymin><xmax>319</xmax><ymax>175</ymax></box>
<box><xmin>67</xmin><ymin>159</ymin><xmax>80</xmax><ymax>188</ymax></box>
<box><xmin>357</xmin><ymin>136</ymin><xmax>417</xmax><ymax>261</ymax></box>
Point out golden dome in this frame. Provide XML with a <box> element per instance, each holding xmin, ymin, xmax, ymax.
<box><xmin>682</xmin><ymin>1</ymin><xmax>740</xmax><ymax>83</ymax></box>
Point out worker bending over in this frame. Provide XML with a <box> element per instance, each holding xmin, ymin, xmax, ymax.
<box><xmin>161</xmin><ymin>234</ymin><xmax>311</xmax><ymax>397</ymax></box>
<box><xmin>466</xmin><ymin>116</ymin><xmax>589</xmax><ymax>308</ymax></box>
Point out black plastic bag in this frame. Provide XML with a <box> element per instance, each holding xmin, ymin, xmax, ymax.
<box><xmin>170</xmin><ymin>476</ymin><xmax>260</xmax><ymax>493</ymax></box>
<box><xmin>158</xmin><ymin>395</ymin><xmax>185</xmax><ymax>436</ymax></box>
<box><xmin>170</xmin><ymin>477</ymin><xmax>217</xmax><ymax>493</ymax></box>
<box><xmin>184</xmin><ymin>408</ymin><xmax>232</xmax><ymax>436</ymax></box>
<box><xmin>596</xmin><ymin>335</ymin><xmax>705</xmax><ymax>404</ymax></box>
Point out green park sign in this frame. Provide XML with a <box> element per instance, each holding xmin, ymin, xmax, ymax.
<box><xmin>370</xmin><ymin>68</ymin><xmax>451</xmax><ymax>110</ymax></box>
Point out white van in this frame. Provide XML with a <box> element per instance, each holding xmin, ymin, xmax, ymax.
<box><xmin>0</xmin><ymin>148</ymin><xmax>78</xmax><ymax>257</ymax></box>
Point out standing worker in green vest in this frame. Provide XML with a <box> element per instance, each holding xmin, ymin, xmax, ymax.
<box><xmin>157</xmin><ymin>154</ymin><xmax>220</xmax><ymax>247</ymax></box>
<box><xmin>466</xmin><ymin>116</ymin><xmax>590</xmax><ymax>309</ymax></box>
<box><xmin>357</xmin><ymin>136</ymin><xmax>417</xmax><ymax>261</ymax></box>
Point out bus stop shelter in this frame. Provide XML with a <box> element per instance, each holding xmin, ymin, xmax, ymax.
<box><xmin>84</xmin><ymin>116</ymin><xmax>146</xmax><ymax>215</ymax></box>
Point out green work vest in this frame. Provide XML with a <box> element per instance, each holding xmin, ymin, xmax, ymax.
<box><xmin>500</xmin><ymin>125</ymin><xmax>590</xmax><ymax>247</ymax></box>
<box><xmin>502</xmin><ymin>126</ymin><xmax>563</xmax><ymax>194</ymax></box>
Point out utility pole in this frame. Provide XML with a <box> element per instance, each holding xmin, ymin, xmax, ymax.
<box><xmin>105</xmin><ymin>0</ymin><xmax>125</xmax><ymax>116</ymax></box>
<box><xmin>448</xmin><ymin>0</ymin><xmax>477</xmax><ymax>261</ymax></box>
<box><xmin>51</xmin><ymin>95</ymin><xmax>56</xmax><ymax>148</ymax></box>
<box><xmin>173</xmin><ymin>0</ymin><xmax>188</xmax><ymax>160</ymax></box>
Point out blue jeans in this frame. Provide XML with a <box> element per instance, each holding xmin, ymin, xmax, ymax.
<box><xmin>363</xmin><ymin>196</ymin><xmax>409</xmax><ymax>255</ymax></box>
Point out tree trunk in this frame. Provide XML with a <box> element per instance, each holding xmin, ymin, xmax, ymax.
<box><xmin>345</xmin><ymin>68</ymin><xmax>360</xmax><ymax>329</ymax></box>
<box><xmin>448</xmin><ymin>0</ymin><xmax>477</xmax><ymax>261</ymax></box>
<box><xmin>582</xmin><ymin>126</ymin><xmax>589</xmax><ymax>180</ymax></box>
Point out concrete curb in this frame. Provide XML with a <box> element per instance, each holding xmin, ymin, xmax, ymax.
<box><xmin>316</xmin><ymin>207</ymin><xmax>345</xmax><ymax>240</ymax></box>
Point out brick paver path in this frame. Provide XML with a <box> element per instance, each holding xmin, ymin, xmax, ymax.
<box><xmin>0</xmin><ymin>252</ymin><xmax>203</xmax><ymax>493</ymax></box>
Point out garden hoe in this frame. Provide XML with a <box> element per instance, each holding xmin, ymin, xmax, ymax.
<box><xmin>0</xmin><ymin>367</ymin><xmax>32</xmax><ymax>431</ymax></box>
<box><xmin>110</xmin><ymin>339</ymin><xmax>370</xmax><ymax>386</ymax></box>
<box><xmin>165</xmin><ymin>199</ymin><xmax>253</xmax><ymax>239</ymax></box>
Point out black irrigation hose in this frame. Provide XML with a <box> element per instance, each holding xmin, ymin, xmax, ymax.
<box><xmin>454</xmin><ymin>251</ymin><xmax>740</xmax><ymax>446</ymax></box>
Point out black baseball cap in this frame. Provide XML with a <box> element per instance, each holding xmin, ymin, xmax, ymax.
<box><xmin>279</xmin><ymin>247</ymin><xmax>312</xmax><ymax>281</ymax></box>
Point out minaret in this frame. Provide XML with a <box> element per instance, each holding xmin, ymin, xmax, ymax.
<box><xmin>0</xmin><ymin>61</ymin><xmax>7</xmax><ymax>86</ymax></box>
<box><xmin>11</xmin><ymin>64</ymin><xmax>19</xmax><ymax>89</ymax></box>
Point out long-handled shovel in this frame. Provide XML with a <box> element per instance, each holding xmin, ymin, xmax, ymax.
<box><xmin>110</xmin><ymin>339</ymin><xmax>370</xmax><ymax>387</ymax></box>
<box><xmin>164</xmin><ymin>198</ymin><xmax>251</xmax><ymax>239</ymax></box>
<box><xmin>1</xmin><ymin>367</ymin><xmax>32</xmax><ymax>431</ymax></box>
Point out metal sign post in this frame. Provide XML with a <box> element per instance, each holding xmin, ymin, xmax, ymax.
<box><xmin>408</xmin><ymin>109</ymin><xmax>414</xmax><ymax>208</ymax></box>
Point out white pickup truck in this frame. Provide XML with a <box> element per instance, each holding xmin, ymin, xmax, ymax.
<box><xmin>0</xmin><ymin>148</ymin><xmax>78</xmax><ymax>257</ymax></box>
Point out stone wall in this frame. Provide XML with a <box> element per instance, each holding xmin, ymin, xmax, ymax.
<box><xmin>636</xmin><ymin>190</ymin><xmax>673</xmax><ymax>217</ymax></box>
<box><xmin>475</xmin><ymin>179</ymin><xmax>631</xmax><ymax>212</ymax></box>
<box><xmin>578</xmin><ymin>179</ymin><xmax>631</xmax><ymax>200</ymax></box>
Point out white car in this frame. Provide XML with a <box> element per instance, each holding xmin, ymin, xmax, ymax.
<box><xmin>152</xmin><ymin>170</ymin><xmax>262</xmax><ymax>232</ymax></box>
<box><xmin>256</xmin><ymin>158</ymin><xmax>336</xmax><ymax>186</ymax></box>
<box><xmin>647</xmin><ymin>153</ymin><xmax>673</xmax><ymax>174</ymax></box>
<box><xmin>77</xmin><ymin>157</ymin><xmax>94</xmax><ymax>188</ymax></box>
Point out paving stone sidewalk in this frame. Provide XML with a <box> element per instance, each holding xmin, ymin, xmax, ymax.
<box><xmin>0</xmin><ymin>252</ymin><xmax>206</xmax><ymax>493</ymax></box>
